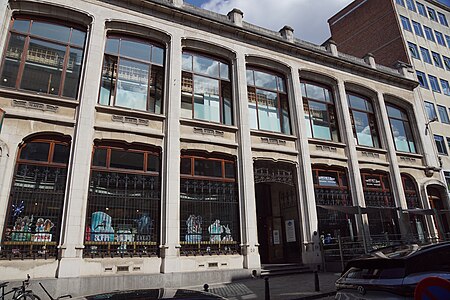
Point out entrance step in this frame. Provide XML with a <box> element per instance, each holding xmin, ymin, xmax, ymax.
<box><xmin>261</xmin><ymin>263</ymin><xmax>311</xmax><ymax>277</ymax></box>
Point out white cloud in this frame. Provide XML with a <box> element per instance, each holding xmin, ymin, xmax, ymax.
<box><xmin>201</xmin><ymin>0</ymin><xmax>353</xmax><ymax>44</ymax></box>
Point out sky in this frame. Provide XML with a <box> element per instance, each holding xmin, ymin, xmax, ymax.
<box><xmin>185</xmin><ymin>0</ymin><xmax>450</xmax><ymax>44</ymax></box>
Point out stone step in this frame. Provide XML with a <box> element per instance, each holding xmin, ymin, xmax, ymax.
<box><xmin>261</xmin><ymin>264</ymin><xmax>311</xmax><ymax>277</ymax></box>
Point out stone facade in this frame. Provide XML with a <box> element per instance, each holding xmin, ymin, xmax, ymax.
<box><xmin>0</xmin><ymin>0</ymin><xmax>446</xmax><ymax>296</ymax></box>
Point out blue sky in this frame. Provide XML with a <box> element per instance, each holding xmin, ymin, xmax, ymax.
<box><xmin>184</xmin><ymin>0</ymin><xmax>450</xmax><ymax>44</ymax></box>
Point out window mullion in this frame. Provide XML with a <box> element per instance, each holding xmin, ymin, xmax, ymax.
<box><xmin>113</xmin><ymin>56</ymin><xmax>120</xmax><ymax>107</ymax></box>
<box><xmin>15</xmin><ymin>35</ymin><xmax>30</xmax><ymax>89</ymax></box>
<box><xmin>59</xmin><ymin>45</ymin><xmax>71</xmax><ymax>97</ymax></box>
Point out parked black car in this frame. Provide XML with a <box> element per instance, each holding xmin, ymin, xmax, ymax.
<box><xmin>72</xmin><ymin>289</ymin><xmax>226</xmax><ymax>300</ymax></box>
<box><xmin>335</xmin><ymin>242</ymin><xmax>450</xmax><ymax>299</ymax></box>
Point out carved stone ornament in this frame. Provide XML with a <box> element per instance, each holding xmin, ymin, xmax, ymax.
<box><xmin>12</xmin><ymin>99</ymin><xmax>58</xmax><ymax>112</ymax></box>
<box><xmin>111</xmin><ymin>115</ymin><xmax>149</xmax><ymax>126</ymax></box>
<box><xmin>193</xmin><ymin>127</ymin><xmax>224</xmax><ymax>137</ymax></box>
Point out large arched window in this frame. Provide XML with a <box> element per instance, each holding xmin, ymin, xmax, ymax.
<box><xmin>312</xmin><ymin>166</ymin><xmax>355</xmax><ymax>238</ymax></box>
<box><xmin>2</xmin><ymin>135</ymin><xmax>70</xmax><ymax>259</ymax></box>
<box><xmin>98</xmin><ymin>36</ymin><xmax>165</xmax><ymax>113</ymax></box>
<box><xmin>247</xmin><ymin>68</ymin><xmax>291</xmax><ymax>134</ymax></box>
<box><xmin>347</xmin><ymin>93</ymin><xmax>380</xmax><ymax>148</ymax></box>
<box><xmin>386</xmin><ymin>104</ymin><xmax>417</xmax><ymax>153</ymax></box>
<box><xmin>0</xmin><ymin>17</ymin><xmax>86</xmax><ymax>98</ymax></box>
<box><xmin>301</xmin><ymin>81</ymin><xmax>339</xmax><ymax>141</ymax></box>
<box><xmin>181</xmin><ymin>52</ymin><xmax>232</xmax><ymax>124</ymax></box>
<box><xmin>361</xmin><ymin>171</ymin><xmax>399</xmax><ymax>237</ymax></box>
<box><xmin>180</xmin><ymin>152</ymin><xmax>240</xmax><ymax>255</ymax></box>
<box><xmin>84</xmin><ymin>143</ymin><xmax>161</xmax><ymax>258</ymax></box>
<box><xmin>401</xmin><ymin>174</ymin><xmax>427</xmax><ymax>241</ymax></box>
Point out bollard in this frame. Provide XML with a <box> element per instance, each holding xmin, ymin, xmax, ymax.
<box><xmin>314</xmin><ymin>271</ymin><xmax>320</xmax><ymax>292</ymax></box>
<box><xmin>265</xmin><ymin>277</ymin><xmax>270</xmax><ymax>300</ymax></box>
<box><xmin>203</xmin><ymin>284</ymin><xmax>209</xmax><ymax>292</ymax></box>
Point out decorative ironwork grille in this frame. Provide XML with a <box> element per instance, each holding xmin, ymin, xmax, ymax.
<box><xmin>84</xmin><ymin>145</ymin><xmax>161</xmax><ymax>258</ymax></box>
<box><xmin>180</xmin><ymin>155</ymin><xmax>240</xmax><ymax>255</ymax></box>
<box><xmin>1</xmin><ymin>138</ymin><xmax>70</xmax><ymax>260</ymax></box>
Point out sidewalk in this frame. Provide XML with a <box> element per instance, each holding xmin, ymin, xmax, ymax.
<box><xmin>192</xmin><ymin>272</ymin><xmax>340</xmax><ymax>300</ymax></box>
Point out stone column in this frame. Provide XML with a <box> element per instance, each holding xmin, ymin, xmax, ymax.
<box><xmin>58</xmin><ymin>18</ymin><xmax>105</xmax><ymax>277</ymax></box>
<box><xmin>376</xmin><ymin>92</ymin><xmax>410</xmax><ymax>237</ymax></box>
<box><xmin>234</xmin><ymin>49</ymin><xmax>260</xmax><ymax>269</ymax></box>
<box><xmin>290</xmin><ymin>68</ymin><xmax>321</xmax><ymax>264</ymax></box>
<box><xmin>336</xmin><ymin>80</ymin><xmax>370</xmax><ymax>245</ymax></box>
<box><xmin>160</xmin><ymin>32</ymin><xmax>183</xmax><ymax>273</ymax></box>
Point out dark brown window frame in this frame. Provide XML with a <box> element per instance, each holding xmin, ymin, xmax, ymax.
<box><xmin>180</xmin><ymin>154</ymin><xmax>236</xmax><ymax>183</ymax></box>
<box><xmin>181</xmin><ymin>50</ymin><xmax>233</xmax><ymax>125</ymax></box>
<box><xmin>247</xmin><ymin>66</ymin><xmax>291</xmax><ymax>134</ymax></box>
<box><xmin>0</xmin><ymin>16</ymin><xmax>86</xmax><ymax>99</ymax></box>
<box><xmin>98</xmin><ymin>34</ymin><xmax>165</xmax><ymax>113</ymax></box>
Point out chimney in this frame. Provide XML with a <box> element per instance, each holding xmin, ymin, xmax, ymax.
<box><xmin>227</xmin><ymin>8</ymin><xmax>244</xmax><ymax>27</ymax></box>
<box><xmin>279</xmin><ymin>25</ymin><xmax>294</xmax><ymax>43</ymax></box>
<box><xmin>363</xmin><ymin>53</ymin><xmax>376</xmax><ymax>68</ymax></box>
<box><xmin>325</xmin><ymin>39</ymin><xmax>338</xmax><ymax>57</ymax></box>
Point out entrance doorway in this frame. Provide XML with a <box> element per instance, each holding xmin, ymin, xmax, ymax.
<box><xmin>427</xmin><ymin>186</ymin><xmax>450</xmax><ymax>239</ymax></box>
<box><xmin>254</xmin><ymin>160</ymin><xmax>301</xmax><ymax>264</ymax></box>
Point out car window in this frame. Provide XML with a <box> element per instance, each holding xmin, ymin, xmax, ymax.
<box><xmin>379</xmin><ymin>267</ymin><xmax>405</xmax><ymax>279</ymax></box>
<box><xmin>345</xmin><ymin>266</ymin><xmax>405</xmax><ymax>279</ymax></box>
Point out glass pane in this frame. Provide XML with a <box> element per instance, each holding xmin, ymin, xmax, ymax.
<box><xmin>225</xmin><ymin>162</ymin><xmax>235</xmax><ymax>178</ymax></box>
<box><xmin>309</xmin><ymin>100</ymin><xmax>331</xmax><ymax>140</ymax></box>
<box><xmin>151</xmin><ymin>46</ymin><xmax>164</xmax><ymax>65</ymax></box>
<box><xmin>110</xmin><ymin>150</ymin><xmax>144</xmax><ymax>170</ymax></box>
<box><xmin>390</xmin><ymin>119</ymin><xmax>410</xmax><ymax>152</ymax></box>
<box><xmin>193</xmin><ymin>55</ymin><xmax>219</xmax><ymax>77</ymax></box>
<box><xmin>92</xmin><ymin>148</ymin><xmax>107</xmax><ymax>167</ymax></box>
<box><xmin>1</xmin><ymin>34</ymin><xmax>25</xmax><ymax>88</ymax></box>
<box><xmin>182</xmin><ymin>53</ymin><xmax>192</xmax><ymax>71</ymax></box>
<box><xmin>149</xmin><ymin>65</ymin><xmax>164</xmax><ymax>114</ymax></box>
<box><xmin>220</xmin><ymin>62</ymin><xmax>229</xmax><ymax>80</ymax></box>
<box><xmin>120</xmin><ymin>39</ymin><xmax>151</xmax><ymax>61</ymax></box>
<box><xmin>70</xmin><ymin>29</ymin><xmax>86</xmax><ymax>47</ymax></box>
<box><xmin>147</xmin><ymin>154</ymin><xmax>159</xmax><ymax>172</ymax></box>
<box><xmin>277</xmin><ymin>77</ymin><xmax>285</xmax><ymax>93</ymax></box>
<box><xmin>181</xmin><ymin>72</ymin><xmax>193</xmax><ymax>118</ymax></box>
<box><xmin>53</xmin><ymin>144</ymin><xmax>70</xmax><ymax>164</ymax></box>
<box><xmin>180</xmin><ymin>158</ymin><xmax>191</xmax><ymax>174</ymax></box>
<box><xmin>404</xmin><ymin>121</ymin><xmax>416</xmax><ymax>153</ymax></box>
<box><xmin>280</xmin><ymin>94</ymin><xmax>291</xmax><ymax>134</ymax></box>
<box><xmin>387</xmin><ymin>105</ymin><xmax>402</xmax><ymax>119</ymax></box>
<box><xmin>303</xmin><ymin>102</ymin><xmax>313</xmax><ymax>138</ymax></box>
<box><xmin>30</xmin><ymin>21</ymin><xmax>70</xmax><ymax>43</ymax></box>
<box><xmin>305</xmin><ymin>83</ymin><xmax>326</xmax><ymax>102</ymax></box>
<box><xmin>194</xmin><ymin>159</ymin><xmax>222</xmax><ymax>177</ymax></box>
<box><xmin>222</xmin><ymin>80</ymin><xmax>233</xmax><ymax>125</ymax></box>
<box><xmin>257</xmin><ymin>89</ymin><xmax>280</xmax><ymax>132</ymax></box>
<box><xmin>115</xmin><ymin>59</ymin><xmax>149</xmax><ymax>111</ymax></box>
<box><xmin>21</xmin><ymin>38</ymin><xmax>65</xmax><ymax>95</ymax></box>
<box><xmin>20</xmin><ymin>142</ymin><xmax>50</xmax><ymax>162</ymax></box>
<box><xmin>353</xmin><ymin>111</ymin><xmax>374</xmax><ymax>147</ymax></box>
<box><xmin>105</xmin><ymin>37</ymin><xmax>119</xmax><ymax>54</ymax></box>
<box><xmin>193</xmin><ymin>75</ymin><xmax>220</xmax><ymax>122</ymax></box>
<box><xmin>12</xmin><ymin>19</ymin><xmax>30</xmax><ymax>33</ymax></box>
<box><xmin>248</xmin><ymin>87</ymin><xmax>258</xmax><ymax>129</ymax></box>
<box><xmin>63</xmin><ymin>47</ymin><xmax>83</xmax><ymax>98</ymax></box>
<box><xmin>99</xmin><ymin>55</ymin><xmax>117</xmax><ymax>106</ymax></box>
<box><xmin>253</xmin><ymin>70</ymin><xmax>277</xmax><ymax>90</ymax></box>
<box><xmin>348</xmin><ymin>94</ymin><xmax>367</xmax><ymax>111</ymax></box>
<box><xmin>246</xmin><ymin>70</ymin><xmax>254</xmax><ymax>85</ymax></box>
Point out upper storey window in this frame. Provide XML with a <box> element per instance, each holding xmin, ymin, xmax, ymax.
<box><xmin>347</xmin><ymin>93</ymin><xmax>380</xmax><ymax>148</ymax></box>
<box><xmin>417</xmin><ymin>2</ymin><xmax>427</xmax><ymax>16</ymax></box>
<box><xmin>0</xmin><ymin>17</ymin><xmax>86</xmax><ymax>98</ymax></box>
<box><xmin>386</xmin><ymin>104</ymin><xmax>416</xmax><ymax>153</ymax></box>
<box><xmin>99</xmin><ymin>36</ymin><xmax>165</xmax><ymax>113</ymax></box>
<box><xmin>247</xmin><ymin>68</ymin><xmax>291</xmax><ymax>134</ymax></box>
<box><xmin>301</xmin><ymin>81</ymin><xmax>339</xmax><ymax>142</ymax></box>
<box><xmin>181</xmin><ymin>52</ymin><xmax>232</xmax><ymax>125</ymax></box>
<box><xmin>438</xmin><ymin>12</ymin><xmax>449</xmax><ymax>27</ymax></box>
<box><xmin>428</xmin><ymin>7</ymin><xmax>438</xmax><ymax>21</ymax></box>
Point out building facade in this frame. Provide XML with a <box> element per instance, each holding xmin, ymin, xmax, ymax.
<box><xmin>329</xmin><ymin>0</ymin><xmax>450</xmax><ymax>203</ymax></box>
<box><xmin>0</xmin><ymin>0</ymin><xmax>445</xmax><ymax>295</ymax></box>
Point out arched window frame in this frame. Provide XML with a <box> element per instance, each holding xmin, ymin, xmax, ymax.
<box><xmin>0</xmin><ymin>16</ymin><xmax>87</xmax><ymax>99</ymax></box>
<box><xmin>2</xmin><ymin>135</ymin><xmax>71</xmax><ymax>259</ymax></box>
<box><xmin>181</xmin><ymin>51</ymin><xmax>233</xmax><ymax>125</ymax></box>
<box><xmin>347</xmin><ymin>92</ymin><xmax>381</xmax><ymax>148</ymax></box>
<box><xmin>301</xmin><ymin>80</ymin><xmax>339</xmax><ymax>141</ymax></box>
<box><xmin>98</xmin><ymin>34</ymin><xmax>165</xmax><ymax>114</ymax></box>
<box><xmin>84</xmin><ymin>143</ymin><xmax>162</xmax><ymax>258</ymax></box>
<box><xmin>386</xmin><ymin>103</ymin><xmax>417</xmax><ymax>153</ymax></box>
<box><xmin>246</xmin><ymin>66</ymin><xmax>291</xmax><ymax>134</ymax></box>
<box><xmin>401</xmin><ymin>174</ymin><xmax>422</xmax><ymax>209</ymax></box>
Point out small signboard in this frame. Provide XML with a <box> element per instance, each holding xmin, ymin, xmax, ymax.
<box><xmin>285</xmin><ymin>220</ymin><xmax>296</xmax><ymax>242</ymax></box>
<box><xmin>273</xmin><ymin>230</ymin><xmax>280</xmax><ymax>245</ymax></box>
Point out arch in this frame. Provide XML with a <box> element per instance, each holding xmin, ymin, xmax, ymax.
<box><xmin>299</xmin><ymin>69</ymin><xmax>338</xmax><ymax>87</ymax></box>
<box><xmin>106</xmin><ymin>20</ymin><xmax>171</xmax><ymax>45</ymax></box>
<box><xmin>182</xmin><ymin>38</ymin><xmax>236</xmax><ymax>60</ymax></box>
<box><xmin>344</xmin><ymin>81</ymin><xmax>377</xmax><ymax>99</ymax></box>
<box><xmin>383</xmin><ymin>94</ymin><xmax>415</xmax><ymax>111</ymax></box>
<box><xmin>9</xmin><ymin>0</ymin><xmax>93</xmax><ymax>26</ymax></box>
<box><xmin>245</xmin><ymin>55</ymin><xmax>291</xmax><ymax>75</ymax></box>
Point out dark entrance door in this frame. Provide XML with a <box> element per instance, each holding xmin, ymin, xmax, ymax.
<box><xmin>254</xmin><ymin>161</ymin><xmax>301</xmax><ymax>264</ymax></box>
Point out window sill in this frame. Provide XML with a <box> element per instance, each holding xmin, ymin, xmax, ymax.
<box><xmin>0</xmin><ymin>87</ymin><xmax>79</xmax><ymax>108</ymax></box>
<box><xmin>356</xmin><ymin>145</ymin><xmax>388</xmax><ymax>154</ymax></box>
<box><xmin>250</xmin><ymin>129</ymin><xmax>297</xmax><ymax>141</ymax></box>
<box><xmin>308</xmin><ymin>138</ymin><xmax>346</xmax><ymax>148</ymax></box>
<box><xmin>96</xmin><ymin>105</ymin><xmax>166</xmax><ymax>121</ymax></box>
<box><xmin>396</xmin><ymin>151</ymin><xmax>423</xmax><ymax>159</ymax></box>
<box><xmin>180</xmin><ymin>118</ymin><xmax>238</xmax><ymax>132</ymax></box>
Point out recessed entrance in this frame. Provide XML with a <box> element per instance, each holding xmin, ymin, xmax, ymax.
<box><xmin>254</xmin><ymin>160</ymin><xmax>301</xmax><ymax>264</ymax></box>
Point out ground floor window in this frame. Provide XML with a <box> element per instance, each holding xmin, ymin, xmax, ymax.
<box><xmin>312</xmin><ymin>166</ymin><xmax>355</xmax><ymax>240</ymax></box>
<box><xmin>84</xmin><ymin>143</ymin><xmax>161</xmax><ymax>258</ymax></box>
<box><xmin>1</xmin><ymin>135</ymin><xmax>70</xmax><ymax>259</ymax></box>
<box><xmin>180</xmin><ymin>152</ymin><xmax>240</xmax><ymax>255</ymax></box>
